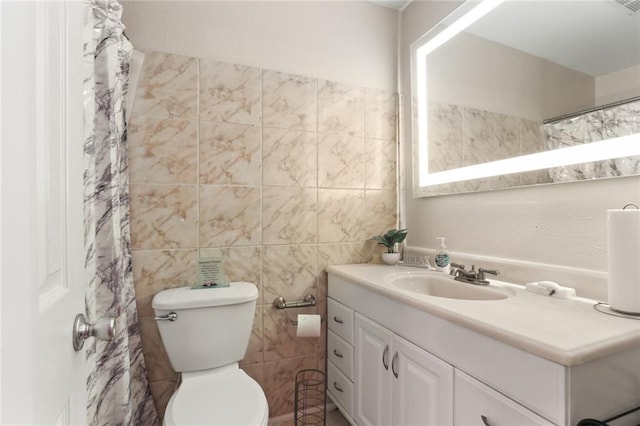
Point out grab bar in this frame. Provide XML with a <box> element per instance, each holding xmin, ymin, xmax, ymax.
<box><xmin>272</xmin><ymin>294</ymin><xmax>316</xmax><ymax>310</ymax></box>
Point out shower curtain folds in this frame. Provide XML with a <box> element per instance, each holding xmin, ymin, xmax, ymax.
<box><xmin>83</xmin><ymin>0</ymin><xmax>159</xmax><ymax>424</ymax></box>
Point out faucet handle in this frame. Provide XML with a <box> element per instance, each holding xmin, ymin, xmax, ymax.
<box><xmin>477</xmin><ymin>268</ymin><xmax>500</xmax><ymax>281</ymax></box>
<box><xmin>451</xmin><ymin>262</ymin><xmax>465</xmax><ymax>270</ymax></box>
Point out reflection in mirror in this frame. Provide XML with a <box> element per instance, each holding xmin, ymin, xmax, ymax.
<box><xmin>411</xmin><ymin>0</ymin><xmax>640</xmax><ymax>197</ymax></box>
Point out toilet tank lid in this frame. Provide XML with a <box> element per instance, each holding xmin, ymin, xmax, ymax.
<box><xmin>152</xmin><ymin>282</ymin><xmax>258</xmax><ymax>310</ymax></box>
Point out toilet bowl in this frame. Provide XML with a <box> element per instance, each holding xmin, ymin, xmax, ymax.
<box><xmin>153</xmin><ymin>283</ymin><xmax>268</xmax><ymax>425</ymax></box>
<box><xmin>164</xmin><ymin>365</ymin><xmax>268</xmax><ymax>426</ymax></box>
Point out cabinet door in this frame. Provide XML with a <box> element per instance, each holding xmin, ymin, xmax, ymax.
<box><xmin>355</xmin><ymin>313</ymin><xmax>394</xmax><ymax>426</ymax></box>
<box><xmin>392</xmin><ymin>335</ymin><xmax>454</xmax><ymax>426</ymax></box>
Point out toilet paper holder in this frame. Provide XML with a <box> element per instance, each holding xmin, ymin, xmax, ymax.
<box><xmin>273</xmin><ymin>294</ymin><xmax>316</xmax><ymax>310</ymax></box>
<box><xmin>291</xmin><ymin>317</ymin><xmax>324</xmax><ymax>326</ymax></box>
<box><xmin>289</xmin><ymin>318</ymin><xmax>324</xmax><ymax>325</ymax></box>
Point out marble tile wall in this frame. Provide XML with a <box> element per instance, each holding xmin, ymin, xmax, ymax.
<box><xmin>128</xmin><ymin>50</ymin><xmax>398</xmax><ymax>420</ymax></box>
<box><xmin>426</xmin><ymin>101</ymin><xmax>549</xmax><ymax>195</ymax></box>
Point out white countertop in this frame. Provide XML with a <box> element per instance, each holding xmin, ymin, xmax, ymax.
<box><xmin>327</xmin><ymin>263</ymin><xmax>640</xmax><ymax>366</ymax></box>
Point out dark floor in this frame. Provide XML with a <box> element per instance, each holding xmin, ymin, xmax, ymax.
<box><xmin>268</xmin><ymin>407</ymin><xmax>350</xmax><ymax>426</ymax></box>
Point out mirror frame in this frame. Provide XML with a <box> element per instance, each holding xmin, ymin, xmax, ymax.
<box><xmin>410</xmin><ymin>0</ymin><xmax>640</xmax><ymax>198</ymax></box>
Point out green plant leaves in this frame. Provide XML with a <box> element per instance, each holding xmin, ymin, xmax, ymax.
<box><xmin>372</xmin><ymin>228</ymin><xmax>408</xmax><ymax>252</ymax></box>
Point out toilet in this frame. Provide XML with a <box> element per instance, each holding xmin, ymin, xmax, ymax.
<box><xmin>152</xmin><ymin>282</ymin><xmax>269</xmax><ymax>425</ymax></box>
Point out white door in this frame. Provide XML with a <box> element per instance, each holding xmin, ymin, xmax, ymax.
<box><xmin>392</xmin><ymin>335</ymin><xmax>454</xmax><ymax>426</ymax></box>
<box><xmin>354</xmin><ymin>313</ymin><xmax>393</xmax><ymax>426</ymax></box>
<box><xmin>1</xmin><ymin>1</ymin><xmax>87</xmax><ymax>424</ymax></box>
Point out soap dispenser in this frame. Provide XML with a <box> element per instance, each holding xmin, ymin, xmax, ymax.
<box><xmin>435</xmin><ymin>237</ymin><xmax>450</xmax><ymax>273</ymax></box>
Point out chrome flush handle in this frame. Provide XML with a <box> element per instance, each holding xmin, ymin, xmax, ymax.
<box><xmin>155</xmin><ymin>312</ymin><xmax>177</xmax><ymax>322</ymax></box>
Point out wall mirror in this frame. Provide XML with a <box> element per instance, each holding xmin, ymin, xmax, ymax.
<box><xmin>411</xmin><ymin>0</ymin><xmax>640</xmax><ymax>197</ymax></box>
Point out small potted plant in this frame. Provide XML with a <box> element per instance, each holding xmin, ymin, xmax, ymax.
<box><xmin>373</xmin><ymin>228</ymin><xmax>408</xmax><ymax>264</ymax></box>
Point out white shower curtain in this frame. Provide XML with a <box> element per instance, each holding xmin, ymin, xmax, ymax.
<box><xmin>83</xmin><ymin>0</ymin><xmax>159</xmax><ymax>424</ymax></box>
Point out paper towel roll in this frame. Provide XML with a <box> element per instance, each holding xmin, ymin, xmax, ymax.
<box><xmin>608</xmin><ymin>209</ymin><xmax>640</xmax><ymax>314</ymax></box>
<box><xmin>296</xmin><ymin>314</ymin><xmax>321</xmax><ymax>337</ymax></box>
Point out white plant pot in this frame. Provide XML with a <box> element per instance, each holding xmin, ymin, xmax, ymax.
<box><xmin>381</xmin><ymin>253</ymin><xmax>401</xmax><ymax>264</ymax></box>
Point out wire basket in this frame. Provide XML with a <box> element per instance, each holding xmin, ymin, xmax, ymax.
<box><xmin>294</xmin><ymin>369</ymin><xmax>326</xmax><ymax>426</ymax></box>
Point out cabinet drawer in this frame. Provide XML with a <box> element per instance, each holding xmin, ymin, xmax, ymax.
<box><xmin>327</xmin><ymin>361</ymin><xmax>353</xmax><ymax>415</ymax></box>
<box><xmin>328</xmin><ymin>330</ymin><xmax>354</xmax><ymax>380</ymax></box>
<box><xmin>454</xmin><ymin>371</ymin><xmax>554</xmax><ymax>426</ymax></box>
<box><xmin>328</xmin><ymin>298</ymin><xmax>354</xmax><ymax>344</ymax></box>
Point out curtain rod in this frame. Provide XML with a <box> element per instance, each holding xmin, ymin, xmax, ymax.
<box><xmin>543</xmin><ymin>95</ymin><xmax>640</xmax><ymax>125</ymax></box>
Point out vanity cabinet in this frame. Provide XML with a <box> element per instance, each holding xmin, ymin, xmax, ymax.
<box><xmin>327</xmin><ymin>274</ymin><xmax>568</xmax><ymax>425</ymax></box>
<box><xmin>328</xmin><ymin>294</ymin><xmax>558</xmax><ymax>426</ymax></box>
<box><xmin>354</xmin><ymin>313</ymin><xmax>454</xmax><ymax>426</ymax></box>
<box><xmin>328</xmin><ymin>266</ymin><xmax>640</xmax><ymax>426</ymax></box>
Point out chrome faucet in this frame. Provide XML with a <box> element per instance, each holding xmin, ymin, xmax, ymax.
<box><xmin>450</xmin><ymin>263</ymin><xmax>500</xmax><ymax>285</ymax></box>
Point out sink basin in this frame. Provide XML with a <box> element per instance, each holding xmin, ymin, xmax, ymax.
<box><xmin>387</xmin><ymin>273</ymin><xmax>514</xmax><ymax>301</ymax></box>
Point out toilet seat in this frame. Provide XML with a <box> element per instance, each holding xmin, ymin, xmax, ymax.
<box><xmin>164</xmin><ymin>368</ymin><xmax>268</xmax><ymax>426</ymax></box>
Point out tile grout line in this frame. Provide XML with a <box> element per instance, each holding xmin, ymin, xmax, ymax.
<box><xmin>196</xmin><ymin>58</ymin><xmax>201</xmax><ymax>257</ymax></box>
<box><xmin>259</xmin><ymin>66</ymin><xmax>266</xmax><ymax>368</ymax></box>
<box><xmin>363</xmin><ymin>89</ymin><xmax>369</xmax><ymax>244</ymax></box>
<box><xmin>315</xmin><ymin>78</ymin><xmax>320</xmax><ymax>282</ymax></box>
<box><xmin>314</xmin><ymin>78</ymin><xmax>320</xmax><ymax>361</ymax></box>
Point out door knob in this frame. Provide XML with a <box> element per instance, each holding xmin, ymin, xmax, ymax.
<box><xmin>72</xmin><ymin>313</ymin><xmax>115</xmax><ymax>351</ymax></box>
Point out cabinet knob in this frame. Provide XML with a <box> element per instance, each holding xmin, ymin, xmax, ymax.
<box><xmin>333</xmin><ymin>316</ymin><xmax>344</xmax><ymax>324</ymax></box>
<box><xmin>333</xmin><ymin>349</ymin><xmax>344</xmax><ymax>358</ymax></box>
<box><xmin>333</xmin><ymin>382</ymin><xmax>344</xmax><ymax>393</ymax></box>
<box><xmin>481</xmin><ymin>415</ymin><xmax>491</xmax><ymax>426</ymax></box>
<box><xmin>382</xmin><ymin>345</ymin><xmax>389</xmax><ymax>370</ymax></box>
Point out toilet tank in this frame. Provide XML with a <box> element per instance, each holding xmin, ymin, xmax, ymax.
<box><xmin>152</xmin><ymin>282</ymin><xmax>258</xmax><ymax>372</ymax></box>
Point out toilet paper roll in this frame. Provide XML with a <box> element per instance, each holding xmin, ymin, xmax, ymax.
<box><xmin>608</xmin><ymin>209</ymin><xmax>640</xmax><ymax>314</ymax></box>
<box><xmin>296</xmin><ymin>314</ymin><xmax>321</xmax><ymax>338</ymax></box>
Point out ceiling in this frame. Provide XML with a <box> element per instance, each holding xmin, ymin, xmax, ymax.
<box><xmin>465</xmin><ymin>0</ymin><xmax>640</xmax><ymax>76</ymax></box>
<box><xmin>369</xmin><ymin>0</ymin><xmax>411</xmax><ymax>10</ymax></box>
